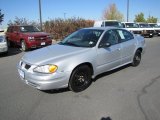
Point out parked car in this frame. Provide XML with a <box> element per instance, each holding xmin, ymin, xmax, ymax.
<box><xmin>148</xmin><ymin>23</ymin><xmax>160</xmax><ymax>36</ymax></box>
<box><xmin>136</xmin><ymin>23</ymin><xmax>154</xmax><ymax>38</ymax></box>
<box><xmin>94</xmin><ymin>20</ymin><xmax>123</xmax><ymax>28</ymax></box>
<box><xmin>122</xmin><ymin>22</ymin><xmax>142</xmax><ymax>35</ymax></box>
<box><xmin>6</xmin><ymin>25</ymin><xmax>52</xmax><ymax>51</ymax></box>
<box><xmin>17</xmin><ymin>27</ymin><xmax>146</xmax><ymax>92</ymax></box>
<box><xmin>0</xmin><ymin>29</ymin><xmax>8</xmax><ymax>54</ymax></box>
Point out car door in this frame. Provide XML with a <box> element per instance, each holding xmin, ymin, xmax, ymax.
<box><xmin>116</xmin><ymin>29</ymin><xmax>136</xmax><ymax>65</ymax></box>
<box><xmin>7</xmin><ymin>27</ymin><xmax>14</xmax><ymax>42</ymax></box>
<box><xmin>96</xmin><ymin>29</ymin><xmax>122</xmax><ymax>74</ymax></box>
<box><xmin>12</xmin><ymin>26</ymin><xmax>20</xmax><ymax>44</ymax></box>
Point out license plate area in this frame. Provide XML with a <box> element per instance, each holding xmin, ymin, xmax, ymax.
<box><xmin>18</xmin><ymin>69</ymin><xmax>25</xmax><ymax>79</ymax></box>
<box><xmin>41</xmin><ymin>42</ymin><xmax>45</xmax><ymax>45</ymax></box>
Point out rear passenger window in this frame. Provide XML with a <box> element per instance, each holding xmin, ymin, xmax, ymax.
<box><xmin>117</xmin><ymin>30</ymin><xmax>134</xmax><ymax>42</ymax></box>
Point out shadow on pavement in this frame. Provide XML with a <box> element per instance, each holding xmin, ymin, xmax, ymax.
<box><xmin>0</xmin><ymin>47</ymin><xmax>22</xmax><ymax>57</ymax></box>
<box><xmin>101</xmin><ymin>117</ymin><xmax>112</xmax><ymax>120</ymax></box>
<box><xmin>93</xmin><ymin>64</ymin><xmax>130</xmax><ymax>82</ymax></box>
<box><xmin>41</xmin><ymin>88</ymin><xmax>70</xmax><ymax>94</ymax></box>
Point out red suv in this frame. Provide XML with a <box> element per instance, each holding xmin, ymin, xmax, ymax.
<box><xmin>6</xmin><ymin>25</ymin><xmax>52</xmax><ymax>51</ymax></box>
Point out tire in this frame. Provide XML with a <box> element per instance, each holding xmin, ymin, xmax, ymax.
<box><xmin>4</xmin><ymin>51</ymin><xmax>8</xmax><ymax>55</ymax></box>
<box><xmin>7</xmin><ymin>39</ymin><xmax>13</xmax><ymax>48</ymax></box>
<box><xmin>69</xmin><ymin>65</ymin><xmax>92</xmax><ymax>92</ymax></box>
<box><xmin>132</xmin><ymin>50</ymin><xmax>141</xmax><ymax>67</ymax></box>
<box><xmin>21</xmin><ymin>40</ymin><xmax>28</xmax><ymax>51</ymax></box>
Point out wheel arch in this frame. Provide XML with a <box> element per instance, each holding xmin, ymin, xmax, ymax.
<box><xmin>72</xmin><ymin>62</ymin><xmax>94</xmax><ymax>76</ymax></box>
<box><xmin>20</xmin><ymin>38</ymin><xmax>24</xmax><ymax>43</ymax></box>
<box><xmin>137</xmin><ymin>47</ymin><xmax>143</xmax><ymax>53</ymax></box>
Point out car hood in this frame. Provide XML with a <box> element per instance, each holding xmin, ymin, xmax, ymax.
<box><xmin>23</xmin><ymin>32</ymin><xmax>49</xmax><ymax>37</ymax></box>
<box><xmin>22</xmin><ymin>44</ymin><xmax>90</xmax><ymax>65</ymax></box>
<box><xmin>125</xmin><ymin>28</ymin><xmax>141</xmax><ymax>31</ymax></box>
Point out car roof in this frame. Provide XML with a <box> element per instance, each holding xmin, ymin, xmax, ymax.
<box><xmin>83</xmin><ymin>27</ymin><xmax>121</xmax><ymax>31</ymax></box>
<box><xmin>122</xmin><ymin>22</ymin><xmax>135</xmax><ymax>23</ymax></box>
<box><xmin>95</xmin><ymin>20</ymin><xmax>119</xmax><ymax>22</ymax></box>
<box><xmin>148</xmin><ymin>23</ymin><xmax>157</xmax><ymax>24</ymax></box>
<box><xmin>8</xmin><ymin>25</ymin><xmax>34</xmax><ymax>27</ymax></box>
<box><xmin>136</xmin><ymin>22</ymin><xmax>148</xmax><ymax>24</ymax></box>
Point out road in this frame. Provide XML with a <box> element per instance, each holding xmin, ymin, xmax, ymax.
<box><xmin>0</xmin><ymin>37</ymin><xmax>160</xmax><ymax>120</ymax></box>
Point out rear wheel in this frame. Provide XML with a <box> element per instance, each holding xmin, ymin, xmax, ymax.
<box><xmin>132</xmin><ymin>50</ymin><xmax>141</xmax><ymax>67</ymax></box>
<box><xmin>7</xmin><ymin>39</ymin><xmax>13</xmax><ymax>48</ymax></box>
<box><xmin>21</xmin><ymin>40</ymin><xmax>28</xmax><ymax>51</ymax></box>
<box><xmin>69</xmin><ymin>65</ymin><xmax>92</xmax><ymax>92</ymax></box>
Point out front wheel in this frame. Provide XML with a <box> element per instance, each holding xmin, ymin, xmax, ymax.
<box><xmin>69</xmin><ymin>65</ymin><xmax>92</xmax><ymax>92</ymax></box>
<box><xmin>132</xmin><ymin>50</ymin><xmax>141</xmax><ymax>67</ymax></box>
<box><xmin>21</xmin><ymin>40</ymin><xmax>28</xmax><ymax>51</ymax></box>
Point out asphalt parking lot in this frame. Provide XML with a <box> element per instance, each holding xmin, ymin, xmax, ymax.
<box><xmin>0</xmin><ymin>37</ymin><xmax>160</xmax><ymax>120</ymax></box>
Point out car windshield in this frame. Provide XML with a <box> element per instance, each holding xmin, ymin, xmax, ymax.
<box><xmin>139</xmin><ymin>24</ymin><xmax>150</xmax><ymax>28</ymax></box>
<box><xmin>126</xmin><ymin>23</ymin><xmax>139</xmax><ymax>28</ymax></box>
<box><xmin>105</xmin><ymin>21</ymin><xmax>123</xmax><ymax>28</ymax></box>
<box><xmin>149</xmin><ymin>24</ymin><xmax>159</xmax><ymax>28</ymax></box>
<box><xmin>20</xmin><ymin>26</ymin><xmax>40</xmax><ymax>32</ymax></box>
<box><xmin>59</xmin><ymin>29</ymin><xmax>104</xmax><ymax>48</ymax></box>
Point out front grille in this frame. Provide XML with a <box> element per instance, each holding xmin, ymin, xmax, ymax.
<box><xmin>34</xmin><ymin>36</ymin><xmax>47</xmax><ymax>41</ymax></box>
<box><xmin>20</xmin><ymin>61</ymin><xmax>31</xmax><ymax>70</ymax></box>
<box><xmin>155</xmin><ymin>30</ymin><xmax>160</xmax><ymax>33</ymax></box>
<box><xmin>146</xmin><ymin>30</ymin><xmax>154</xmax><ymax>33</ymax></box>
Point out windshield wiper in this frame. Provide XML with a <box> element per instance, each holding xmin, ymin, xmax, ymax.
<box><xmin>59</xmin><ymin>42</ymin><xmax>80</xmax><ymax>47</ymax></box>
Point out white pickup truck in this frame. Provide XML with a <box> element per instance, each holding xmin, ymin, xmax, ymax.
<box><xmin>148</xmin><ymin>23</ymin><xmax>160</xmax><ymax>36</ymax></box>
<box><xmin>122</xmin><ymin>22</ymin><xmax>142</xmax><ymax>35</ymax></box>
<box><xmin>136</xmin><ymin>23</ymin><xmax>154</xmax><ymax>38</ymax></box>
<box><xmin>94</xmin><ymin>20</ymin><xmax>123</xmax><ymax>28</ymax></box>
<box><xmin>0</xmin><ymin>29</ymin><xmax>8</xmax><ymax>54</ymax></box>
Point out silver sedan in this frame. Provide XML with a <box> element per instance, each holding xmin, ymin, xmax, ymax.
<box><xmin>17</xmin><ymin>27</ymin><xmax>145</xmax><ymax>92</ymax></box>
<box><xmin>0</xmin><ymin>29</ymin><xmax>8</xmax><ymax>54</ymax></box>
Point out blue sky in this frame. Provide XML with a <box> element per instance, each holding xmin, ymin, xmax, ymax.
<box><xmin>0</xmin><ymin>0</ymin><xmax>160</xmax><ymax>28</ymax></box>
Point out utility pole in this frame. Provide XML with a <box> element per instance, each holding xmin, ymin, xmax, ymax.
<box><xmin>127</xmin><ymin>0</ymin><xmax>129</xmax><ymax>22</ymax></box>
<box><xmin>39</xmin><ymin>0</ymin><xmax>43</xmax><ymax>31</ymax></box>
<box><xmin>64</xmin><ymin>13</ymin><xmax>66</xmax><ymax>20</ymax></box>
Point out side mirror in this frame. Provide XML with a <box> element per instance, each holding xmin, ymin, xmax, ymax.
<box><xmin>99</xmin><ymin>42</ymin><xmax>111</xmax><ymax>48</ymax></box>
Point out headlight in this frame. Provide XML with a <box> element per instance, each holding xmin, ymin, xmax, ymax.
<box><xmin>0</xmin><ymin>36</ymin><xmax>5</xmax><ymax>42</ymax></box>
<box><xmin>28</xmin><ymin>36</ymin><xmax>34</xmax><ymax>40</ymax></box>
<box><xmin>33</xmin><ymin>65</ymin><xmax>58</xmax><ymax>74</ymax></box>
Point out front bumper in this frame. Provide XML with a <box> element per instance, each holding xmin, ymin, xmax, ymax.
<box><xmin>26</xmin><ymin>39</ymin><xmax>52</xmax><ymax>49</ymax></box>
<box><xmin>17</xmin><ymin>61</ymin><xmax>70</xmax><ymax>90</ymax></box>
<box><xmin>0</xmin><ymin>43</ymin><xmax>8</xmax><ymax>53</ymax></box>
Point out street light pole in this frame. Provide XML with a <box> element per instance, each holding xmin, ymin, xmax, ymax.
<box><xmin>39</xmin><ymin>0</ymin><xmax>43</xmax><ymax>31</ymax></box>
<box><xmin>64</xmin><ymin>13</ymin><xmax>66</xmax><ymax>20</ymax></box>
<box><xmin>127</xmin><ymin>0</ymin><xmax>129</xmax><ymax>22</ymax></box>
